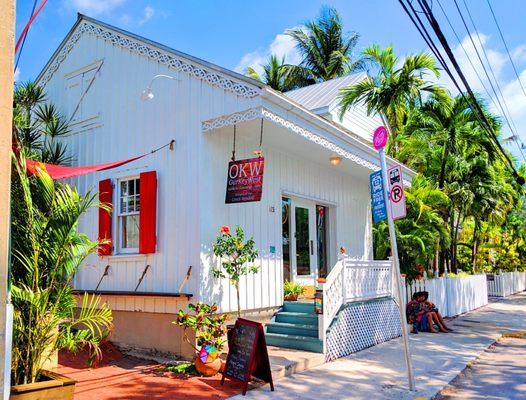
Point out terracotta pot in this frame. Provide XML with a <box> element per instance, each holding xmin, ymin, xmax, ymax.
<box><xmin>195</xmin><ymin>356</ymin><xmax>222</xmax><ymax>377</ymax></box>
<box><xmin>11</xmin><ymin>370</ymin><xmax>75</xmax><ymax>400</ymax></box>
<box><xmin>284</xmin><ymin>294</ymin><xmax>298</xmax><ymax>301</ymax></box>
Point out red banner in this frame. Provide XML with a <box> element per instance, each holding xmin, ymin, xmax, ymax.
<box><xmin>225</xmin><ymin>157</ymin><xmax>265</xmax><ymax>204</ymax></box>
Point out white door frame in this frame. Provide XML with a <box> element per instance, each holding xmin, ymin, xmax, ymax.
<box><xmin>288</xmin><ymin>197</ymin><xmax>318</xmax><ymax>287</ymax></box>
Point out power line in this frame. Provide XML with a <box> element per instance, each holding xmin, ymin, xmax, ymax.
<box><xmin>486</xmin><ymin>0</ymin><xmax>526</xmax><ymax>99</ymax></box>
<box><xmin>398</xmin><ymin>0</ymin><xmax>524</xmax><ymax>185</ymax></box>
<box><xmin>451</xmin><ymin>0</ymin><xmax>519</xmax><ymax>142</ymax></box>
<box><xmin>460</xmin><ymin>0</ymin><xmax>526</xmax><ymax>161</ymax></box>
<box><xmin>15</xmin><ymin>0</ymin><xmax>38</xmax><ymax>72</ymax></box>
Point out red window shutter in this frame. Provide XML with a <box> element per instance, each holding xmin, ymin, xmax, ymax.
<box><xmin>139</xmin><ymin>171</ymin><xmax>157</xmax><ymax>254</ymax></box>
<box><xmin>98</xmin><ymin>179</ymin><xmax>113</xmax><ymax>256</ymax></box>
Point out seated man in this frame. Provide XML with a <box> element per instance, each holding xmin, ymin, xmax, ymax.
<box><xmin>418</xmin><ymin>291</ymin><xmax>452</xmax><ymax>333</ymax></box>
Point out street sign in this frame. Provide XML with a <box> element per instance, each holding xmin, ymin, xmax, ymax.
<box><xmin>387</xmin><ymin>165</ymin><xmax>407</xmax><ymax>220</ymax></box>
<box><xmin>370</xmin><ymin>170</ymin><xmax>387</xmax><ymax>223</ymax></box>
<box><xmin>373</xmin><ymin>126</ymin><xmax>388</xmax><ymax>150</ymax></box>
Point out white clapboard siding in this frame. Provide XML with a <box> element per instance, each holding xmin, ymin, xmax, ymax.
<box><xmin>199</xmin><ymin>127</ymin><xmax>373</xmax><ymax>313</ymax></box>
<box><xmin>43</xmin><ymin>27</ymin><xmax>259</xmax><ymax>302</ymax></box>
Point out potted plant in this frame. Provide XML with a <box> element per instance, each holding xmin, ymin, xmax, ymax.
<box><xmin>173</xmin><ymin>302</ymin><xmax>227</xmax><ymax>376</ymax></box>
<box><xmin>10</xmin><ymin>159</ymin><xmax>113</xmax><ymax>399</ymax></box>
<box><xmin>212</xmin><ymin>225</ymin><xmax>259</xmax><ymax>318</ymax></box>
<box><xmin>284</xmin><ymin>281</ymin><xmax>305</xmax><ymax>301</ymax></box>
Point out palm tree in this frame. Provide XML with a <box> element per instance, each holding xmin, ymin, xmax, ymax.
<box><xmin>246</xmin><ymin>54</ymin><xmax>295</xmax><ymax>92</ymax></box>
<box><xmin>10</xmin><ymin>157</ymin><xmax>113</xmax><ymax>384</ymax></box>
<box><xmin>285</xmin><ymin>7</ymin><xmax>365</xmax><ymax>87</ymax></box>
<box><xmin>13</xmin><ymin>81</ymin><xmax>72</xmax><ymax>165</ymax></box>
<box><xmin>338</xmin><ymin>45</ymin><xmax>443</xmax><ymax>155</ymax></box>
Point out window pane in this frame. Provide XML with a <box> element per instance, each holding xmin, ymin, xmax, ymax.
<box><xmin>282</xmin><ymin>197</ymin><xmax>291</xmax><ymax>282</ymax></box>
<box><xmin>120</xmin><ymin>197</ymin><xmax>127</xmax><ymax>213</ymax></box>
<box><xmin>295</xmin><ymin>207</ymin><xmax>311</xmax><ymax>276</ymax></box>
<box><xmin>121</xmin><ymin>214</ymin><xmax>139</xmax><ymax>249</ymax></box>
<box><xmin>120</xmin><ymin>181</ymin><xmax>128</xmax><ymax>196</ymax></box>
<box><xmin>317</xmin><ymin>205</ymin><xmax>328</xmax><ymax>278</ymax></box>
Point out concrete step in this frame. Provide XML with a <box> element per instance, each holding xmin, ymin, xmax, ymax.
<box><xmin>265</xmin><ymin>332</ymin><xmax>323</xmax><ymax>353</ymax></box>
<box><xmin>275</xmin><ymin>311</ymin><xmax>318</xmax><ymax>325</ymax></box>
<box><xmin>266</xmin><ymin>346</ymin><xmax>325</xmax><ymax>380</ymax></box>
<box><xmin>266</xmin><ymin>321</ymin><xmax>318</xmax><ymax>338</ymax></box>
<box><xmin>283</xmin><ymin>301</ymin><xmax>316</xmax><ymax>314</ymax></box>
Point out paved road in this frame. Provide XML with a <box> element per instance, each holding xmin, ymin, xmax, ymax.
<box><xmin>435</xmin><ymin>336</ymin><xmax>526</xmax><ymax>400</ymax></box>
<box><xmin>233</xmin><ymin>293</ymin><xmax>526</xmax><ymax>400</ymax></box>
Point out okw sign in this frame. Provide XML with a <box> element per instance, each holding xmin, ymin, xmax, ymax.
<box><xmin>225</xmin><ymin>157</ymin><xmax>265</xmax><ymax>204</ymax></box>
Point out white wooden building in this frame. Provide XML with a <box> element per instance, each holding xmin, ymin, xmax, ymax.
<box><xmin>35</xmin><ymin>14</ymin><xmax>414</xmax><ymax>357</ymax></box>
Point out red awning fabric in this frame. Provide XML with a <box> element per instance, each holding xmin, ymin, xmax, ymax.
<box><xmin>26</xmin><ymin>154</ymin><xmax>145</xmax><ymax>180</ymax></box>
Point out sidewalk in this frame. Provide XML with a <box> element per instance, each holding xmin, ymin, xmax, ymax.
<box><xmin>234</xmin><ymin>292</ymin><xmax>526</xmax><ymax>400</ymax></box>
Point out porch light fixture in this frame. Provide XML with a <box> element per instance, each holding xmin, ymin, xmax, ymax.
<box><xmin>140</xmin><ymin>74</ymin><xmax>180</xmax><ymax>101</ymax></box>
<box><xmin>329</xmin><ymin>155</ymin><xmax>342</xmax><ymax>166</ymax></box>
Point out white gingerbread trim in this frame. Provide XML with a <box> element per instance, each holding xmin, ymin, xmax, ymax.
<box><xmin>39</xmin><ymin>21</ymin><xmax>260</xmax><ymax>98</ymax></box>
<box><xmin>202</xmin><ymin>107</ymin><xmax>380</xmax><ymax>172</ymax></box>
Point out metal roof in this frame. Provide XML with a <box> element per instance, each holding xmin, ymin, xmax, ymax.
<box><xmin>284</xmin><ymin>73</ymin><xmax>367</xmax><ymax>111</ymax></box>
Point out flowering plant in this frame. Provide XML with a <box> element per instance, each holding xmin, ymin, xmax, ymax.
<box><xmin>212</xmin><ymin>225</ymin><xmax>259</xmax><ymax>317</ymax></box>
<box><xmin>173</xmin><ymin>302</ymin><xmax>227</xmax><ymax>353</ymax></box>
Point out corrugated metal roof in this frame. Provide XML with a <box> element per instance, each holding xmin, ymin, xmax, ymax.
<box><xmin>284</xmin><ymin>72</ymin><xmax>367</xmax><ymax>111</ymax></box>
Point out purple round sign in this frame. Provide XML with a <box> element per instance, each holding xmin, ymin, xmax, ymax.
<box><xmin>373</xmin><ymin>126</ymin><xmax>388</xmax><ymax>150</ymax></box>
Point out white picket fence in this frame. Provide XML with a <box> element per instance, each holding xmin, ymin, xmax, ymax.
<box><xmin>402</xmin><ymin>274</ymin><xmax>488</xmax><ymax>317</ymax></box>
<box><xmin>487</xmin><ymin>271</ymin><xmax>526</xmax><ymax>297</ymax></box>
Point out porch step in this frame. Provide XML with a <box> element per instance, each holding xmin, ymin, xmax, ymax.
<box><xmin>265</xmin><ymin>332</ymin><xmax>323</xmax><ymax>353</ymax></box>
<box><xmin>266</xmin><ymin>321</ymin><xmax>318</xmax><ymax>338</ymax></box>
<box><xmin>282</xmin><ymin>301</ymin><xmax>315</xmax><ymax>313</ymax></box>
<box><xmin>275</xmin><ymin>311</ymin><xmax>318</xmax><ymax>325</ymax></box>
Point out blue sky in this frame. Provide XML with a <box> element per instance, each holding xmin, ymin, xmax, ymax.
<box><xmin>14</xmin><ymin>0</ymin><xmax>526</xmax><ymax>162</ymax></box>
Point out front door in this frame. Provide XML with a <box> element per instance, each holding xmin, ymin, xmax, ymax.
<box><xmin>282</xmin><ymin>197</ymin><xmax>328</xmax><ymax>286</ymax></box>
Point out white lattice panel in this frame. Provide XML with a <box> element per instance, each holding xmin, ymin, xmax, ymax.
<box><xmin>325</xmin><ymin>298</ymin><xmax>401</xmax><ymax>361</ymax></box>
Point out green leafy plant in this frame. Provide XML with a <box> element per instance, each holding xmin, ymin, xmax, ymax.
<box><xmin>10</xmin><ymin>157</ymin><xmax>113</xmax><ymax>385</ymax></box>
<box><xmin>284</xmin><ymin>281</ymin><xmax>305</xmax><ymax>300</ymax></box>
<box><xmin>212</xmin><ymin>225</ymin><xmax>259</xmax><ymax>317</ymax></box>
<box><xmin>173</xmin><ymin>302</ymin><xmax>227</xmax><ymax>352</ymax></box>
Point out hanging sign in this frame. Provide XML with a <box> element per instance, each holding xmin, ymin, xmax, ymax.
<box><xmin>387</xmin><ymin>165</ymin><xmax>407</xmax><ymax>220</ymax></box>
<box><xmin>370</xmin><ymin>170</ymin><xmax>387</xmax><ymax>223</ymax></box>
<box><xmin>221</xmin><ymin>318</ymin><xmax>274</xmax><ymax>395</ymax></box>
<box><xmin>225</xmin><ymin>157</ymin><xmax>265</xmax><ymax>204</ymax></box>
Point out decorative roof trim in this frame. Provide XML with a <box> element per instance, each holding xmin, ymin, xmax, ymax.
<box><xmin>202</xmin><ymin>107</ymin><xmax>380</xmax><ymax>172</ymax></box>
<box><xmin>39</xmin><ymin>20</ymin><xmax>260</xmax><ymax>98</ymax></box>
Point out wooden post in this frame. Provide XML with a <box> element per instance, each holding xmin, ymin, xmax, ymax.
<box><xmin>0</xmin><ymin>1</ymin><xmax>15</xmax><ymax>398</ymax></box>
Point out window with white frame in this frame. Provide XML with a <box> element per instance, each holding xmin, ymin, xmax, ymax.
<box><xmin>118</xmin><ymin>177</ymin><xmax>140</xmax><ymax>253</ymax></box>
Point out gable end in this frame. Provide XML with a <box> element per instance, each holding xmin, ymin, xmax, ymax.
<box><xmin>38</xmin><ymin>20</ymin><xmax>260</xmax><ymax>99</ymax></box>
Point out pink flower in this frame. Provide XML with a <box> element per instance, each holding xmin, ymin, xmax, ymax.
<box><xmin>220</xmin><ymin>225</ymin><xmax>231</xmax><ymax>235</ymax></box>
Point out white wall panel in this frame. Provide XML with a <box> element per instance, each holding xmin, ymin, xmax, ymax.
<box><xmin>42</xmin><ymin>30</ymin><xmax>259</xmax><ymax>303</ymax></box>
<box><xmin>199</xmin><ymin>125</ymin><xmax>373</xmax><ymax>313</ymax></box>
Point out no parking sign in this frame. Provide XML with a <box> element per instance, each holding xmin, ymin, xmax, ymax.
<box><xmin>387</xmin><ymin>165</ymin><xmax>406</xmax><ymax>220</ymax></box>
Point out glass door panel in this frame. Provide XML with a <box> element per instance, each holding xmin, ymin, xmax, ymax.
<box><xmin>295</xmin><ymin>206</ymin><xmax>311</xmax><ymax>276</ymax></box>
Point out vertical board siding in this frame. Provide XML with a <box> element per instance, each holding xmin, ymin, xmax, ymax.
<box><xmin>199</xmin><ymin>128</ymin><xmax>373</xmax><ymax>313</ymax></box>
<box><xmin>43</xmin><ymin>32</ymin><xmax>258</xmax><ymax>306</ymax></box>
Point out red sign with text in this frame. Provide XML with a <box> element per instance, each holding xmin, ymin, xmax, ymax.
<box><xmin>225</xmin><ymin>157</ymin><xmax>265</xmax><ymax>204</ymax></box>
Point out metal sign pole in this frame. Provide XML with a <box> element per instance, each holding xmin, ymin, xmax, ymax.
<box><xmin>379</xmin><ymin>147</ymin><xmax>416</xmax><ymax>391</ymax></box>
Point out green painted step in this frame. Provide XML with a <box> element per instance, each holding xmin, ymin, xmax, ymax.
<box><xmin>266</xmin><ymin>321</ymin><xmax>318</xmax><ymax>338</ymax></box>
<box><xmin>282</xmin><ymin>301</ymin><xmax>316</xmax><ymax>313</ymax></box>
<box><xmin>265</xmin><ymin>332</ymin><xmax>323</xmax><ymax>353</ymax></box>
<box><xmin>275</xmin><ymin>311</ymin><xmax>318</xmax><ymax>325</ymax></box>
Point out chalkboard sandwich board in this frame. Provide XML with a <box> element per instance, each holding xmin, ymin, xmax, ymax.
<box><xmin>221</xmin><ymin>318</ymin><xmax>274</xmax><ymax>395</ymax></box>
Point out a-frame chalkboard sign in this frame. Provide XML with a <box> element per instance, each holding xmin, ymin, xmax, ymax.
<box><xmin>221</xmin><ymin>318</ymin><xmax>274</xmax><ymax>395</ymax></box>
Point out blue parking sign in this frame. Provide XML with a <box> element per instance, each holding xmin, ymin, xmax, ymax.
<box><xmin>370</xmin><ymin>170</ymin><xmax>387</xmax><ymax>223</ymax></box>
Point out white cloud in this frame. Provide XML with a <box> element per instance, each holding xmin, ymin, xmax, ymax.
<box><xmin>235</xmin><ymin>28</ymin><xmax>302</xmax><ymax>75</ymax></box>
<box><xmin>69</xmin><ymin>0</ymin><xmax>126</xmax><ymax>15</ymax></box>
<box><xmin>14</xmin><ymin>67</ymin><xmax>20</xmax><ymax>82</ymax></box>
<box><xmin>139</xmin><ymin>6</ymin><xmax>155</xmax><ymax>26</ymax></box>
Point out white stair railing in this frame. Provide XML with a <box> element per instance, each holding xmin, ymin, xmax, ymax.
<box><xmin>321</xmin><ymin>257</ymin><xmax>394</xmax><ymax>351</ymax></box>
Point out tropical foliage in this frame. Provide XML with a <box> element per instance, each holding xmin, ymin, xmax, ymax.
<box><xmin>10</xmin><ymin>158</ymin><xmax>113</xmax><ymax>385</ymax></box>
<box><xmin>12</xmin><ymin>81</ymin><xmax>73</xmax><ymax>165</ymax></box>
<box><xmin>341</xmin><ymin>44</ymin><xmax>525</xmax><ymax>276</ymax></box>
<box><xmin>246</xmin><ymin>55</ymin><xmax>296</xmax><ymax>92</ymax></box>
<box><xmin>245</xmin><ymin>7</ymin><xmax>364</xmax><ymax>90</ymax></box>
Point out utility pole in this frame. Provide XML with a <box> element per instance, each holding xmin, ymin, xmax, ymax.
<box><xmin>0</xmin><ymin>0</ymin><xmax>15</xmax><ymax>398</ymax></box>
